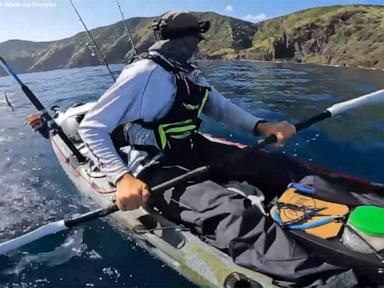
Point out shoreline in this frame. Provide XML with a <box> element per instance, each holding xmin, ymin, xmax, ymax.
<box><xmin>1</xmin><ymin>59</ymin><xmax>384</xmax><ymax>79</ymax></box>
<box><xmin>198</xmin><ymin>58</ymin><xmax>384</xmax><ymax>72</ymax></box>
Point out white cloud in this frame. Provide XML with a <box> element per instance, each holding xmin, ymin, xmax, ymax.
<box><xmin>225</xmin><ymin>5</ymin><xmax>233</xmax><ymax>12</ymax></box>
<box><xmin>242</xmin><ymin>13</ymin><xmax>267</xmax><ymax>23</ymax></box>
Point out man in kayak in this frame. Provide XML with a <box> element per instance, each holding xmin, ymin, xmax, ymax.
<box><xmin>79</xmin><ymin>11</ymin><xmax>349</xmax><ymax>285</ymax></box>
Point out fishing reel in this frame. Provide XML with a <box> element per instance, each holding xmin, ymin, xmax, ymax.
<box><xmin>26</xmin><ymin>113</ymin><xmax>50</xmax><ymax>139</ymax></box>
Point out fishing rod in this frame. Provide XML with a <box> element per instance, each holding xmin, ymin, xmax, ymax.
<box><xmin>1</xmin><ymin>88</ymin><xmax>384</xmax><ymax>254</ymax></box>
<box><xmin>68</xmin><ymin>0</ymin><xmax>116</xmax><ymax>82</ymax></box>
<box><xmin>4</xmin><ymin>91</ymin><xmax>14</xmax><ymax>111</ymax></box>
<box><xmin>0</xmin><ymin>57</ymin><xmax>86</xmax><ymax>163</ymax></box>
<box><xmin>115</xmin><ymin>0</ymin><xmax>137</xmax><ymax>56</ymax></box>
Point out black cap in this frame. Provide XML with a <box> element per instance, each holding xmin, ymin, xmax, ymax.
<box><xmin>152</xmin><ymin>11</ymin><xmax>210</xmax><ymax>40</ymax></box>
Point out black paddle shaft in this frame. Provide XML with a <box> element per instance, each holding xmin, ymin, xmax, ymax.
<box><xmin>255</xmin><ymin>110</ymin><xmax>332</xmax><ymax>149</ymax></box>
<box><xmin>64</xmin><ymin>110</ymin><xmax>335</xmax><ymax>228</ymax></box>
<box><xmin>64</xmin><ymin>166</ymin><xmax>210</xmax><ymax>228</ymax></box>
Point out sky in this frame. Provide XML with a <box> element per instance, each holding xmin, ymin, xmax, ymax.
<box><xmin>0</xmin><ymin>0</ymin><xmax>383</xmax><ymax>43</ymax></box>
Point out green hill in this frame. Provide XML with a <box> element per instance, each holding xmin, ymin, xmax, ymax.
<box><xmin>244</xmin><ymin>5</ymin><xmax>384</xmax><ymax>68</ymax></box>
<box><xmin>0</xmin><ymin>5</ymin><xmax>383</xmax><ymax>76</ymax></box>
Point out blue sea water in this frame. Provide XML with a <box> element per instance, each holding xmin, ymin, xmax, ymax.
<box><xmin>0</xmin><ymin>61</ymin><xmax>383</xmax><ymax>287</ymax></box>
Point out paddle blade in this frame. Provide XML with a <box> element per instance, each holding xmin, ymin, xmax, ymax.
<box><xmin>327</xmin><ymin>89</ymin><xmax>384</xmax><ymax>116</ymax></box>
<box><xmin>0</xmin><ymin>220</ymin><xmax>67</xmax><ymax>255</ymax></box>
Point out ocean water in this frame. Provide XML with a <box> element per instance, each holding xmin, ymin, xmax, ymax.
<box><xmin>0</xmin><ymin>61</ymin><xmax>383</xmax><ymax>287</ymax></box>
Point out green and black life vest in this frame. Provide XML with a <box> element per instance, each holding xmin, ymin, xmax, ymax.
<box><xmin>134</xmin><ymin>54</ymin><xmax>211</xmax><ymax>156</ymax></box>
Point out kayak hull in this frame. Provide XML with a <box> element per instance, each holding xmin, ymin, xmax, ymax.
<box><xmin>50</xmin><ymin>134</ymin><xmax>275</xmax><ymax>288</ymax></box>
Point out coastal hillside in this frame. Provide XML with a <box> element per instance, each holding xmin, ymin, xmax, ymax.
<box><xmin>0</xmin><ymin>5</ymin><xmax>383</xmax><ymax>76</ymax></box>
<box><xmin>244</xmin><ymin>5</ymin><xmax>384</xmax><ymax>69</ymax></box>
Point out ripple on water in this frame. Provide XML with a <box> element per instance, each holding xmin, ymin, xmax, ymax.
<box><xmin>1</xmin><ymin>61</ymin><xmax>383</xmax><ymax>287</ymax></box>
<box><xmin>1</xmin><ymin>229</ymin><xmax>86</xmax><ymax>276</ymax></box>
<box><xmin>0</xmin><ymin>170</ymin><xmax>77</xmax><ymax>241</ymax></box>
<box><xmin>102</xmin><ymin>266</ymin><xmax>121</xmax><ymax>282</ymax></box>
<box><xmin>0</xmin><ymin>135</ymin><xmax>12</xmax><ymax>146</ymax></box>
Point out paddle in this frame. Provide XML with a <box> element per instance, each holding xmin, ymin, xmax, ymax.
<box><xmin>257</xmin><ymin>88</ymin><xmax>384</xmax><ymax>148</ymax></box>
<box><xmin>1</xmin><ymin>54</ymin><xmax>383</xmax><ymax>254</ymax></box>
<box><xmin>1</xmin><ymin>88</ymin><xmax>384</xmax><ymax>255</ymax></box>
<box><xmin>0</xmin><ymin>166</ymin><xmax>208</xmax><ymax>255</ymax></box>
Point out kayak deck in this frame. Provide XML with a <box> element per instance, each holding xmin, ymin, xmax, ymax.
<box><xmin>51</xmin><ymin>134</ymin><xmax>276</xmax><ymax>288</ymax></box>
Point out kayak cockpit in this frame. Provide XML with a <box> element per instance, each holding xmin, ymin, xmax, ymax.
<box><xmin>51</xmin><ymin>102</ymin><xmax>384</xmax><ymax>287</ymax></box>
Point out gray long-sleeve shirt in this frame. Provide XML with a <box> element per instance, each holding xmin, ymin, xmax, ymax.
<box><xmin>79</xmin><ymin>53</ymin><xmax>262</xmax><ymax>184</ymax></box>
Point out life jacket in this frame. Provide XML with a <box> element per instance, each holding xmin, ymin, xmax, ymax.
<box><xmin>133</xmin><ymin>53</ymin><xmax>211</xmax><ymax>157</ymax></box>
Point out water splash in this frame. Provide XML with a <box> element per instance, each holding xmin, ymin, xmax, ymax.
<box><xmin>0</xmin><ymin>179</ymin><xmax>64</xmax><ymax>240</ymax></box>
<box><xmin>102</xmin><ymin>266</ymin><xmax>121</xmax><ymax>282</ymax></box>
<box><xmin>2</xmin><ymin>229</ymin><xmax>86</xmax><ymax>275</ymax></box>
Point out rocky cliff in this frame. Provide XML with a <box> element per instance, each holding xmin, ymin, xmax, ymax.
<box><xmin>243</xmin><ymin>5</ymin><xmax>384</xmax><ymax>69</ymax></box>
<box><xmin>0</xmin><ymin>5</ymin><xmax>383</xmax><ymax>76</ymax></box>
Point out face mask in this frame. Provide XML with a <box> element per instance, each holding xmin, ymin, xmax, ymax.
<box><xmin>190</xmin><ymin>45</ymin><xmax>199</xmax><ymax>60</ymax></box>
<box><xmin>149</xmin><ymin>36</ymin><xmax>199</xmax><ymax>63</ymax></box>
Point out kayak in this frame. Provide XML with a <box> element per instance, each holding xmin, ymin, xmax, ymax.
<box><xmin>51</xmin><ymin>103</ymin><xmax>384</xmax><ymax>287</ymax></box>
<box><xmin>51</xmin><ymin>104</ymin><xmax>276</xmax><ymax>288</ymax></box>
<box><xmin>1</xmin><ymin>53</ymin><xmax>384</xmax><ymax>288</ymax></box>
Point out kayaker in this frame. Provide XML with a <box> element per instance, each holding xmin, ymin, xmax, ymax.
<box><xmin>80</xmin><ymin>10</ymin><xmax>296</xmax><ymax>211</ymax></box>
<box><xmin>79</xmin><ymin>11</ymin><xmax>349</xmax><ymax>285</ymax></box>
